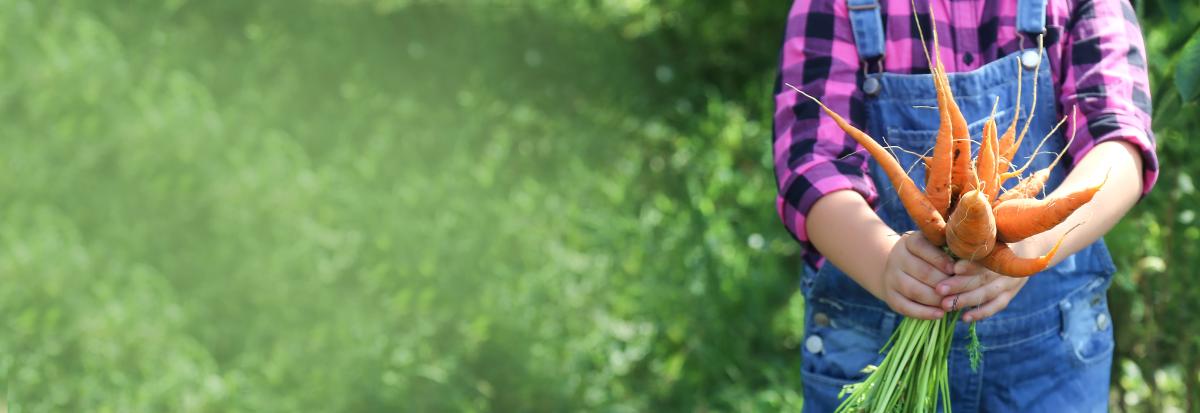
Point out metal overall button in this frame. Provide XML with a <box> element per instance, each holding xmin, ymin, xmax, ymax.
<box><xmin>862</xmin><ymin>77</ymin><xmax>882</xmax><ymax>96</ymax></box>
<box><xmin>1096</xmin><ymin>313</ymin><xmax>1109</xmax><ymax>330</ymax></box>
<box><xmin>805</xmin><ymin>335</ymin><xmax>825</xmax><ymax>354</ymax></box>
<box><xmin>1020</xmin><ymin>50</ymin><xmax>1040</xmax><ymax>70</ymax></box>
<box><xmin>814</xmin><ymin>312</ymin><xmax>831</xmax><ymax>327</ymax></box>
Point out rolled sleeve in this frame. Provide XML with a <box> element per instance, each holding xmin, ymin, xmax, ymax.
<box><xmin>1059</xmin><ymin>0</ymin><xmax>1159</xmax><ymax>196</ymax></box>
<box><xmin>773</xmin><ymin>0</ymin><xmax>876</xmax><ymax>268</ymax></box>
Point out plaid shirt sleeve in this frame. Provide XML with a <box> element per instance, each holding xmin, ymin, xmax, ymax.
<box><xmin>773</xmin><ymin>0</ymin><xmax>876</xmax><ymax>269</ymax></box>
<box><xmin>1057</xmin><ymin>0</ymin><xmax>1158</xmax><ymax>195</ymax></box>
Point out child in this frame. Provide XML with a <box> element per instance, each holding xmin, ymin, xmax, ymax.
<box><xmin>772</xmin><ymin>0</ymin><xmax>1157</xmax><ymax>411</ymax></box>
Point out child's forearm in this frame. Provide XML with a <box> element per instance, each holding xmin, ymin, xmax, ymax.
<box><xmin>1017</xmin><ymin>140</ymin><xmax>1144</xmax><ymax>263</ymax></box>
<box><xmin>806</xmin><ymin>190</ymin><xmax>898</xmax><ymax>299</ymax></box>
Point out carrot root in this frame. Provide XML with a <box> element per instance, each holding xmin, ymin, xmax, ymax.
<box><xmin>993</xmin><ymin>172</ymin><xmax>1107</xmax><ymax>243</ymax></box>
<box><xmin>981</xmin><ymin>223</ymin><xmax>1078</xmax><ymax>277</ymax></box>
<box><xmin>946</xmin><ymin>189</ymin><xmax>997</xmax><ymax>260</ymax></box>
<box><xmin>790</xmin><ymin>85</ymin><xmax>948</xmax><ymax>246</ymax></box>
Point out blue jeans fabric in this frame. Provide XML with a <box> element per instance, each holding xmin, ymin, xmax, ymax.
<box><xmin>800</xmin><ymin>9</ymin><xmax>1116</xmax><ymax>411</ymax></box>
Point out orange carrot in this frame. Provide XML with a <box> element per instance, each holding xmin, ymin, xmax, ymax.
<box><xmin>945</xmin><ymin>104</ymin><xmax>975</xmax><ymax>197</ymax></box>
<box><xmin>928</xmin><ymin>14</ymin><xmax>975</xmax><ymax>200</ymax></box>
<box><xmin>924</xmin><ymin>66</ymin><xmax>954</xmax><ymax>218</ymax></box>
<box><xmin>977</xmin><ymin>100</ymin><xmax>1001</xmax><ymax>202</ymax></box>
<box><xmin>993</xmin><ymin>173</ymin><xmax>1107</xmax><ymax>243</ymax></box>
<box><xmin>979</xmin><ymin>231</ymin><xmax>1068</xmax><ymax>277</ymax></box>
<box><xmin>924</xmin><ymin>155</ymin><xmax>932</xmax><ymax>187</ymax></box>
<box><xmin>946</xmin><ymin>189</ymin><xmax>997</xmax><ymax>259</ymax></box>
<box><xmin>910</xmin><ymin>7</ymin><xmax>954</xmax><ymax>219</ymax></box>
<box><xmin>793</xmin><ymin>87</ymin><xmax>948</xmax><ymax>246</ymax></box>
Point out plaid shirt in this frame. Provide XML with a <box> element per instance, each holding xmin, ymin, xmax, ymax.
<box><xmin>773</xmin><ymin>0</ymin><xmax>1158</xmax><ymax>268</ymax></box>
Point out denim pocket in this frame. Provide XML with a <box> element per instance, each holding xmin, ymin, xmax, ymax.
<box><xmin>801</xmin><ymin>299</ymin><xmax>893</xmax><ymax>387</ymax></box>
<box><xmin>1059</xmin><ymin>278</ymin><xmax>1115</xmax><ymax>366</ymax></box>
<box><xmin>883</xmin><ymin>106</ymin><xmax>1015</xmax><ymax>139</ymax></box>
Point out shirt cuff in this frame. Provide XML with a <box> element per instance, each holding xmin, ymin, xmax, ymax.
<box><xmin>1068</xmin><ymin>113</ymin><xmax>1159</xmax><ymax>197</ymax></box>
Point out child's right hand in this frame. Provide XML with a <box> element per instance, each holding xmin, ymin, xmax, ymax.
<box><xmin>878</xmin><ymin>231</ymin><xmax>956</xmax><ymax>320</ymax></box>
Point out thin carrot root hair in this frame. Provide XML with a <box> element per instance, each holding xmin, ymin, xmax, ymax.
<box><xmin>1032</xmin><ymin>107</ymin><xmax>1080</xmax><ymax>198</ymax></box>
<box><xmin>1008</xmin><ymin>34</ymin><xmax>1045</xmax><ymax>161</ymax></box>
<box><xmin>912</xmin><ymin>0</ymin><xmax>933</xmax><ymax>68</ymax></box>
<box><xmin>997</xmin><ymin>47</ymin><xmax>1025</xmax><ymax>164</ymax></box>
<box><xmin>995</xmin><ymin>107</ymin><xmax>1079</xmax><ymax>204</ymax></box>
<box><xmin>838</xmin><ymin>144</ymin><xmax>934</xmax><ymax>162</ymax></box>
<box><xmin>1001</xmin><ymin>112</ymin><xmax>1069</xmax><ymax>181</ymax></box>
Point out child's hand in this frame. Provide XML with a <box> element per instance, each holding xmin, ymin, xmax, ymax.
<box><xmin>935</xmin><ymin>260</ymin><xmax>1029</xmax><ymax>322</ymax></box>
<box><xmin>879</xmin><ymin>232</ymin><xmax>956</xmax><ymax>320</ymax></box>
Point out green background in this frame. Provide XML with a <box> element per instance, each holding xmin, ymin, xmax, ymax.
<box><xmin>1</xmin><ymin>0</ymin><xmax>1197</xmax><ymax>411</ymax></box>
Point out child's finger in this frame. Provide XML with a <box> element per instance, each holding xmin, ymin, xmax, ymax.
<box><xmin>887</xmin><ymin>289</ymin><xmax>945</xmax><ymax>320</ymax></box>
<box><xmin>898</xmin><ymin>271</ymin><xmax>944</xmax><ymax>307</ymax></box>
<box><xmin>953</xmin><ymin>259</ymin><xmax>987</xmax><ymax>276</ymax></box>
<box><xmin>963</xmin><ymin>290</ymin><xmax>1016</xmax><ymax>322</ymax></box>
<box><xmin>941</xmin><ymin>277</ymin><xmax>1004</xmax><ymax>311</ymax></box>
<box><xmin>904</xmin><ymin>254</ymin><xmax>952</xmax><ymax>288</ymax></box>
<box><xmin>935</xmin><ymin>272</ymin><xmax>996</xmax><ymax>296</ymax></box>
<box><xmin>905</xmin><ymin>232</ymin><xmax>956</xmax><ymax>274</ymax></box>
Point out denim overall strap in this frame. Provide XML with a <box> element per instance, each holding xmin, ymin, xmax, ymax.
<box><xmin>1017</xmin><ymin>0</ymin><xmax>1049</xmax><ymax>34</ymax></box>
<box><xmin>847</xmin><ymin>0</ymin><xmax>885</xmax><ymax>60</ymax></box>
<box><xmin>846</xmin><ymin>0</ymin><xmax>1048</xmax><ymax>56</ymax></box>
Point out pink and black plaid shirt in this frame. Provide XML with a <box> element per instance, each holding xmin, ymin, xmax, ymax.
<box><xmin>773</xmin><ymin>0</ymin><xmax>1158</xmax><ymax>268</ymax></box>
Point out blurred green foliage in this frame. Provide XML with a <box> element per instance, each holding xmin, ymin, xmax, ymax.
<box><xmin>1106</xmin><ymin>2</ymin><xmax>1200</xmax><ymax>412</ymax></box>
<box><xmin>0</xmin><ymin>0</ymin><xmax>1194</xmax><ymax>412</ymax></box>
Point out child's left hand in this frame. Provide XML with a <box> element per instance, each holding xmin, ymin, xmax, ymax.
<box><xmin>935</xmin><ymin>259</ymin><xmax>1029</xmax><ymax>322</ymax></box>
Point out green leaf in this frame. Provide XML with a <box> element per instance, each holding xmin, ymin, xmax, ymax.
<box><xmin>1177</xmin><ymin>29</ymin><xmax>1200</xmax><ymax>102</ymax></box>
<box><xmin>967</xmin><ymin>321</ymin><xmax>983</xmax><ymax>372</ymax></box>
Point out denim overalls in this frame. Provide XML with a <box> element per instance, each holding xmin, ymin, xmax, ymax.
<box><xmin>800</xmin><ymin>0</ymin><xmax>1117</xmax><ymax>411</ymax></box>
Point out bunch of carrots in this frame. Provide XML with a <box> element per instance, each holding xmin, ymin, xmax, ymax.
<box><xmin>784</xmin><ymin>5</ymin><xmax>1107</xmax><ymax>412</ymax></box>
